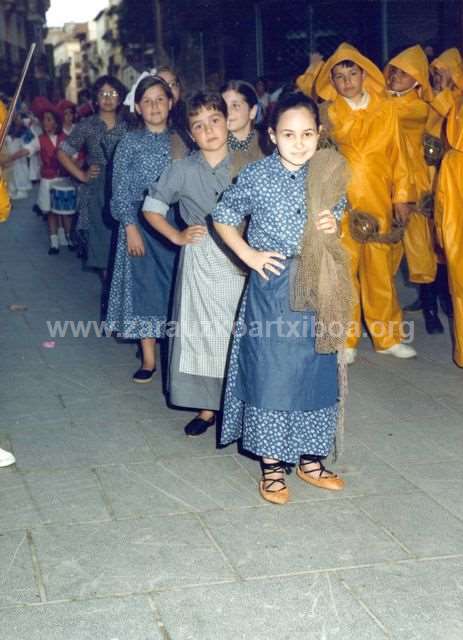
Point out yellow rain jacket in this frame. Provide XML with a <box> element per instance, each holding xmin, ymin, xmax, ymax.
<box><xmin>296</xmin><ymin>58</ymin><xmax>324</xmax><ymax>99</ymax></box>
<box><xmin>385</xmin><ymin>45</ymin><xmax>437</xmax><ymax>284</ymax></box>
<box><xmin>0</xmin><ymin>100</ymin><xmax>12</xmax><ymax>223</ymax></box>
<box><xmin>433</xmin><ymin>85</ymin><xmax>463</xmax><ymax>366</ymax></box>
<box><xmin>315</xmin><ymin>43</ymin><xmax>415</xmax><ymax>350</ymax></box>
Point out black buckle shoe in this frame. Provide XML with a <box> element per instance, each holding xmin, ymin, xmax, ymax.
<box><xmin>132</xmin><ymin>367</ymin><xmax>156</xmax><ymax>383</ymax></box>
<box><xmin>423</xmin><ymin>310</ymin><xmax>444</xmax><ymax>334</ymax></box>
<box><xmin>184</xmin><ymin>415</ymin><xmax>215</xmax><ymax>437</ymax></box>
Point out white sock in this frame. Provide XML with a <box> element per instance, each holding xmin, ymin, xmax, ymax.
<box><xmin>58</xmin><ymin>227</ymin><xmax>67</xmax><ymax>245</ymax></box>
<box><xmin>50</xmin><ymin>234</ymin><xmax>59</xmax><ymax>249</ymax></box>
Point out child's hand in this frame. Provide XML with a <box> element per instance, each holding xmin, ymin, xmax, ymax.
<box><xmin>436</xmin><ymin>67</ymin><xmax>452</xmax><ymax>91</ymax></box>
<box><xmin>174</xmin><ymin>225</ymin><xmax>207</xmax><ymax>246</ymax></box>
<box><xmin>393</xmin><ymin>203</ymin><xmax>411</xmax><ymax>225</ymax></box>
<box><xmin>316</xmin><ymin>209</ymin><xmax>337</xmax><ymax>234</ymax></box>
<box><xmin>81</xmin><ymin>164</ymin><xmax>100</xmax><ymax>183</ymax></box>
<box><xmin>309</xmin><ymin>51</ymin><xmax>323</xmax><ymax>66</ymax></box>
<box><xmin>244</xmin><ymin>248</ymin><xmax>286</xmax><ymax>281</ymax></box>
<box><xmin>126</xmin><ymin>224</ymin><xmax>145</xmax><ymax>257</ymax></box>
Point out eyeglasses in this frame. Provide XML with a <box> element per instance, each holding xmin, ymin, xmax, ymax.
<box><xmin>99</xmin><ymin>90</ymin><xmax>119</xmax><ymax>98</ymax></box>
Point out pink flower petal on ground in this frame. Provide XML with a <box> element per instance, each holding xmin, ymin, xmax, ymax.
<box><xmin>41</xmin><ymin>341</ymin><xmax>56</xmax><ymax>349</ymax></box>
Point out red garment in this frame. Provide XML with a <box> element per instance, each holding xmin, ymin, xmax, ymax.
<box><xmin>39</xmin><ymin>132</ymin><xmax>66</xmax><ymax>179</ymax></box>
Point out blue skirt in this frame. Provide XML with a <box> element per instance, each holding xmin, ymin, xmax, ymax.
<box><xmin>221</xmin><ymin>263</ymin><xmax>339</xmax><ymax>463</ymax></box>
<box><xmin>106</xmin><ymin>208</ymin><xmax>179</xmax><ymax>339</ymax></box>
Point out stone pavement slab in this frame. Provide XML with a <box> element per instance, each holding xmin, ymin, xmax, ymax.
<box><xmin>96</xmin><ymin>455</ymin><xmax>262</xmax><ymax>518</ymax></box>
<box><xmin>153</xmin><ymin>573</ymin><xmax>390</xmax><ymax>639</ymax></box>
<box><xmin>201</xmin><ymin>501</ymin><xmax>408</xmax><ymax>578</ymax></box>
<box><xmin>340</xmin><ymin>558</ymin><xmax>463</xmax><ymax>640</ymax></box>
<box><xmin>352</xmin><ymin>493</ymin><xmax>463</xmax><ymax>557</ymax></box>
<box><xmin>1</xmin><ymin>596</ymin><xmax>164</xmax><ymax>640</ymax></box>
<box><xmin>30</xmin><ymin>515</ymin><xmax>236</xmax><ymax>599</ymax></box>
<box><xmin>0</xmin><ymin>530</ymin><xmax>40</xmax><ymax>608</ymax></box>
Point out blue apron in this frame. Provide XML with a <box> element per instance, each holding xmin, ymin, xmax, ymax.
<box><xmin>131</xmin><ymin>207</ymin><xmax>180</xmax><ymax>318</ymax></box>
<box><xmin>234</xmin><ymin>262</ymin><xmax>338</xmax><ymax>411</ymax></box>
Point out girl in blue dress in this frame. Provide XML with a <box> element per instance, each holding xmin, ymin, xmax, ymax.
<box><xmin>106</xmin><ymin>75</ymin><xmax>187</xmax><ymax>382</ymax></box>
<box><xmin>213</xmin><ymin>92</ymin><xmax>347</xmax><ymax>504</ymax></box>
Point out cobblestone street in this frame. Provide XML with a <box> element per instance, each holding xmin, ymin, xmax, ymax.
<box><xmin>1</xmin><ymin>189</ymin><xmax>463</xmax><ymax>639</ymax></box>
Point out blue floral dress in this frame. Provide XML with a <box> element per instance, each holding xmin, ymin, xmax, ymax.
<box><xmin>60</xmin><ymin>114</ymin><xmax>127</xmax><ymax>270</ymax></box>
<box><xmin>106</xmin><ymin>128</ymin><xmax>184</xmax><ymax>339</ymax></box>
<box><xmin>212</xmin><ymin>151</ymin><xmax>346</xmax><ymax>464</ymax></box>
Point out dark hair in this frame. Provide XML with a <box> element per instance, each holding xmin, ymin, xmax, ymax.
<box><xmin>135</xmin><ymin>75</ymin><xmax>173</xmax><ymax>105</ymax></box>
<box><xmin>185</xmin><ymin>91</ymin><xmax>227</xmax><ymax>125</ymax></box>
<box><xmin>220</xmin><ymin>79</ymin><xmax>258</xmax><ymax>109</ymax></box>
<box><xmin>41</xmin><ymin>109</ymin><xmax>61</xmax><ymax>132</ymax></box>
<box><xmin>269</xmin><ymin>91</ymin><xmax>320</xmax><ymax>130</ymax></box>
<box><xmin>128</xmin><ymin>76</ymin><xmax>174</xmax><ymax>130</ymax></box>
<box><xmin>92</xmin><ymin>75</ymin><xmax>127</xmax><ymax>110</ymax></box>
<box><xmin>330</xmin><ymin>59</ymin><xmax>362</xmax><ymax>77</ymax></box>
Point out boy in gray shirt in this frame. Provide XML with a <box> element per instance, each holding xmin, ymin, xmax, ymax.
<box><xmin>143</xmin><ymin>92</ymin><xmax>246</xmax><ymax>437</ymax></box>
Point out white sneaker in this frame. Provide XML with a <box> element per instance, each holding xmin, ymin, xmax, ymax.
<box><xmin>345</xmin><ymin>347</ymin><xmax>357</xmax><ymax>365</ymax></box>
<box><xmin>377</xmin><ymin>343</ymin><xmax>417</xmax><ymax>359</ymax></box>
<box><xmin>0</xmin><ymin>447</ymin><xmax>15</xmax><ymax>467</ymax></box>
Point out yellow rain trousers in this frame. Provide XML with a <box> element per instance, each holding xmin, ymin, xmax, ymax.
<box><xmin>433</xmin><ymin>88</ymin><xmax>463</xmax><ymax>366</ymax></box>
<box><xmin>386</xmin><ymin>46</ymin><xmax>437</xmax><ymax>283</ymax></box>
<box><xmin>315</xmin><ymin>43</ymin><xmax>415</xmax><ymax>350</ymax></box>
<box><xmin>0</xmin><ymin>100</ymin><xmax>11</xmax><ymax>223</ymax></box>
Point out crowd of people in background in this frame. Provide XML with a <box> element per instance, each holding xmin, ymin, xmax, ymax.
<box><xmin>0</xmin><ymin>44</ymin><xmax>462</xmax><ymax>504</ymax></box>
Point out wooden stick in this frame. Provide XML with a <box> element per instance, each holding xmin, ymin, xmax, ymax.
<box><xmin>0</xmin><ymin>43</ymin><xmax>37</xmax><ymax>150</ymax></box>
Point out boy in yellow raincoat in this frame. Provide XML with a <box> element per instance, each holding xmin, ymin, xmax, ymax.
<box><xmin>313</xmin><ymin>43</ymin><xmax>417</xmax><ymax>364</ymax></box>
<box><xmin>431</xmin><ymin>50</ymin><xmax>463</xmax><ymax>367</ymax></box>
<box><xmin>385</xmin><ymin>45</ymin><xmax>443</xmax><ymax>334</ymax></box>
<box><xmin>0</xmin><ymin>99</ymin><xmax>12</xmax><ymax>222</ymax></box>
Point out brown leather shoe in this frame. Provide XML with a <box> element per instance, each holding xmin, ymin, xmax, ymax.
<box><xmin>296</xmin><ymin>457</ymin><xmax>345</xmax><ymax>491</ymax></box>
<box><xmin>259</xmin><ymin>480</ymin><xmax>289</xmax><ymax>505</ymax></box>
<box><xmin>259</xmin><ymin>460</ymin><xmax>290</xmax><ymax>505</ymax></box>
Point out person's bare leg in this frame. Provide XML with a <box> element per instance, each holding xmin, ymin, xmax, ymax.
<box><xmin>61</xmin><ymin>214</ymin><xmax>74</xmax><ymax>235</ymax></box>
<box><xmin>197</xmin><ymin>409</ymin><xmax>215</xmax><ymax>421</ymax></box>
<box><xmin>140</xmin><ymin>338</ymin><xmax>156</xmax><ymax>370</ymax></box>
<box><xmin>47</xmin><ymin>212</ymin><xmax>58</xmax><ymax>237</ymax></box>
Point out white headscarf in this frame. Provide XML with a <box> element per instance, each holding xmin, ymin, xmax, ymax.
<box><xmin>123</xmin><ymin>69</ymin><xmax>158</xmax><ymax>112</ymax></box>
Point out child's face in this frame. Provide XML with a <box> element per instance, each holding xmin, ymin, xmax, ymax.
<box><xmin>222</xmin><ymin>89</ymin><xmax>257</xmax><ymax>136</ymax></box>
<box><xmin>331</xmin><ymin>62</ymin><xmax>365</xmax><ymax>99</ymax></box>
<box><xmin>388</xmin><ymin>65</ymin><xmax>417</xmax><ymax>92</ymax></box>
<box><xmin>269</xmin><ymin>107</ymin><xmax>320</xmax><ymax>172</ymax></box>
<box><xmin>188</xmin><ymin>106</ymin><xmax>228</xmax><ymax>152</ymax></box>
<box><xmin>136</xmin><ymin>84</ymin><xmax>172</xmax><ymax>131</ymax></box>
<box><xmin>158</xmin><ymin>70</ymin><xmax>180</xmax><ymax>104</ymax></box>
<box><xmin>97</xmin><ymin>83</ymin><xmax>120</xmax><ymax>113</ymax></box>
<box><xmin>63</xmin><ymin>108</ymin><xmax>74</xmax><ymax>128</ymax></box>
<box><xmin>42</xmin><ymin>112</ymin><xmax>57</xmax><ymax>134</ymax></box>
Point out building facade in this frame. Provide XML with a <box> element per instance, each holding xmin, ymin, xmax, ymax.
<box><xmin>0</xmin><ymin>0</ymin><xmax>50</xmax><ymax>98</ymax></box>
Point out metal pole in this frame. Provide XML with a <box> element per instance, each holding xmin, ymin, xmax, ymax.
<box><xmin>199</xmin><ymin>32</ymin><xmax>206</xmax><ymax>90</ymax></box>
<box><xmin>381</xmin><ymin>0</ymin><xmax>389</xmax><ymax>64</ymax></box>
<box><xmin>255</xmin><ymin>2</ymin><xmax>263</xmax><ymax>76</ymax></box>
<box><xmin>308</xmin><ymin>4</ymin><xmax>314</xmax><ymax>54</ymax></box>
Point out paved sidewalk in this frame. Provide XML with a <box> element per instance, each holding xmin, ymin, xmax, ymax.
<box><xmin>1</xmin><ymin>190</ymin><xmax>463</xmax><ymax>640</ymax></box>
